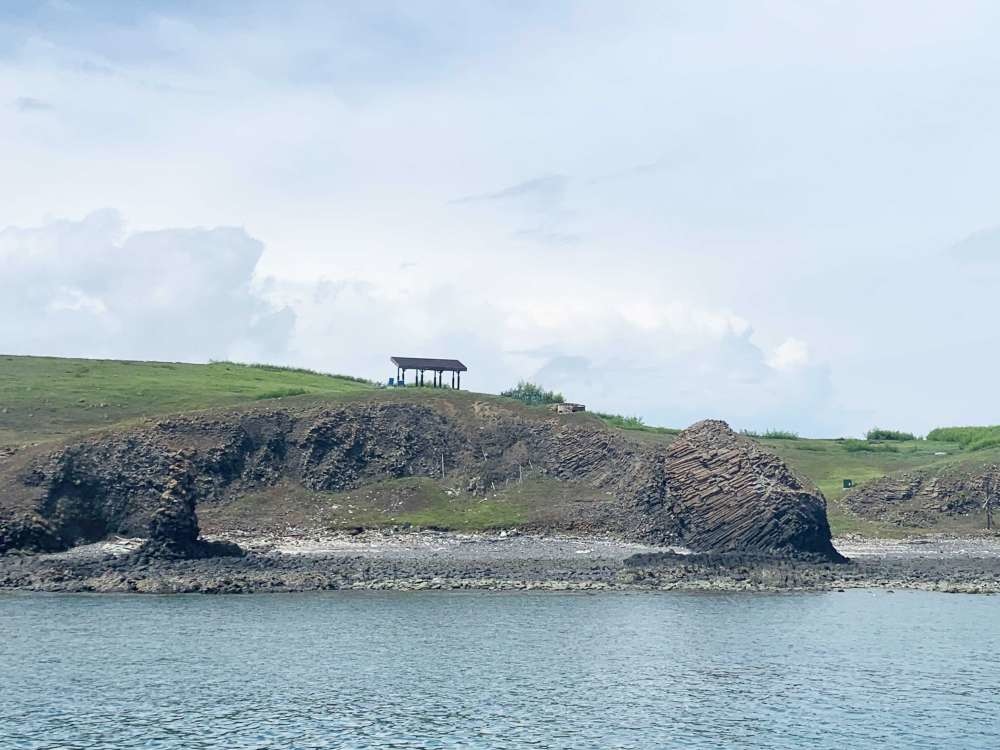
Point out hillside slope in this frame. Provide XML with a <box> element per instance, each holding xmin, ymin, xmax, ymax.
<box><xmin>3</xmin><ymin>355</ymin><xmax>995</xmax><ymax>538</ymax></box>
<box><xmin>0</xmin><ymin>355</ymin><xmax>372</xmax><ymax>444</ymax></box>
<box><xmin>0</xmin><ymin>393</ymin><xmax>842</xmax><ymax>559</ymax></box>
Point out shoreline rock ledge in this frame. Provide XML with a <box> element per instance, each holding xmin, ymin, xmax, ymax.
<box><xmin>664</xmin><ymin>420</ymin><xmax>846</xmax><ymax>562</ymax></box>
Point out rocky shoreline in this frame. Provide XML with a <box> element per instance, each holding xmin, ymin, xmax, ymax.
<box><xmin>1</xmin><ymin>531</ymin><xmax>997</xmax><ymax>595</ymax></box>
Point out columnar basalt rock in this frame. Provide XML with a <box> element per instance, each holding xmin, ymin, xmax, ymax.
<box><xmin>663</xmin><ymin>420</ymin><xmax>845</xmax><ymax>560</ymax></box>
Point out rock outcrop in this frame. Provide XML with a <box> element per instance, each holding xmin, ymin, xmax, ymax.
<box><xmin>843</xmin><ymin>464</ymin><xmax>1000</xmax><ymax>527</ymax></box>
<box><xmin>0</xmin><ymin>401</ymin><xmax>843</xmax><ymax>560</ymax></box>
<box><xmin>664</xmin><ymin>420</ymin><xmax>844</xmax><ymax>560</ymax></box>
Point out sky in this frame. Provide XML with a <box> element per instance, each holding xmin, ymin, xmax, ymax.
<box><xmin>2</xmin><ymin>1</ymin><xmax>1000</xmax><ymax>436</ymax></box>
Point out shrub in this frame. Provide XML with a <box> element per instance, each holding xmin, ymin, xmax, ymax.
<box><xmin>926</xmin><ymin>426</ymin><xmax>1000</xmax><ymax>450</ymax></box>
<box><xmin>866</xmin><ymin>428</ymin><xmax>916</xmax><ymax>441</ymax></box>
<box><xmin>499</xmin><ymin>381</ymin><xmax>565</xmax><ymax>406</ymax></box>
<box><xmin>595</xmin><ymin>412</ymin><xmax>645</xmax><ymax>428</ymax></box>
<box><xmin>762</xmin><ymin>429</ymin><xmax>799</xmax><ymax>440</ymax></box>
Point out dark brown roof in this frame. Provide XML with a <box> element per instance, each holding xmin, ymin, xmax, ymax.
<box><xmin>391</xmin><ymin>356</ymin><xmax>467</xmax><ymax>372</ymax></box>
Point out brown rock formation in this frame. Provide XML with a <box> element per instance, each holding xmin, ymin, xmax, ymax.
<box><xmin>843</xmin><ymin>464</ymin><xmax>1000</xmax><ymax>528</ymax></box>
<box><xmin>664</xmin><ymin>420</ymin><xmax>844</xmax><ymax>560</ymax></box>
<box><xmin>0</xmin><ymin>402</ymin><xmax>843</xmax><ymax>560</ymax></box>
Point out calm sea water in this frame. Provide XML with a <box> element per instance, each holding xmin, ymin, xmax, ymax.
<box><xmin>1</xmin><ymin>590</ymin><xmax>998</xmax><ymax>749</ymax></box>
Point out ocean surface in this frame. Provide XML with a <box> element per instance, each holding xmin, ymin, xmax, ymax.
<box><xmin>1</xmin><ymin>590</ymin><xmax>998</xmax><ymax>749</ymax></box>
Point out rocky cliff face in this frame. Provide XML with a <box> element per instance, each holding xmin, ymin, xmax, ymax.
<box><xmin>0</xmin><ymin>400</ymin><xmax>843</xmax><ymax>560</ymax></box>
<box><xmin>843</xmin><ymin>464</ymin><xmax>999</xmax><ymax>527</ymax></box>
<box><xmin>664</xmin><ymin>420</ymin><xmax>844</xmax><ymax>560</ymax></box>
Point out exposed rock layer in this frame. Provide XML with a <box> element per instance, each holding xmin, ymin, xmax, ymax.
<box><xmin>664</xmin><ymin>420</ymin><xmax>844</xmax><ymax>560</ymax></box>
<box><xmin>844</xmin><ymin>464</ymin><xmax>1000</xmax><ymax>527</ymax></box>
<box><xmin>0</xmin><ymin>401</ymin><xmax>842</xmax><ymax>560</ymax></box>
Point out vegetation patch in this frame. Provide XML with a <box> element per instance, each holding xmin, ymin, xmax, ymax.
<box><xmin>212</xmin><ymin>360</ymin><xmax>372</xmax><ymax>384</ymax></box>
<box><xmin>594</xmin><ymin>412</ymin><xmax>681</xmax><ymax>435</ymax></box>
<box><xmin>499</xmin><ymin>381</ymin><xmax>564</xmax><ymax>406</ymax></box>
<box><xmin>927</xmin><ymin>425</ymin><xmax>1000</xmax><ymax>451</ymax></box>
<box><xmin>842</xmin><ymin>439</ymin><xmax>899</xmax><ymax>453</ymax></box>
<box><xmin>0</xmin><ymin>355</ymin><xmax>372</xmax><ymax>444</ymax></box>
<box><xmin>741</xmin><ymin>429</ymin><xmax>799</xmax><ymax>440</ymax></box>
<box><xmin>866</xmin><ymin>428</ymin><xmax>917</xmax><ymax>441</ymax></box>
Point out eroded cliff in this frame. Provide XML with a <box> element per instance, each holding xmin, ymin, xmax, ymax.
<box><xmin>0</xmin><ymin>400</ymin><xmax>843</xmax><ymax>560</ymax></box>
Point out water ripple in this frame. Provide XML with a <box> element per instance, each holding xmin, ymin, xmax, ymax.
<box><xmin>1</xmin><ymin>590</ymin><xmax>998</xmax><ymax>749</ymax></box>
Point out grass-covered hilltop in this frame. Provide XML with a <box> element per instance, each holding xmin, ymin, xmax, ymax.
<box><xmin>1</xmin><ymin>354</ymin><xmax>997</xmax><ymax>540</ymax></box>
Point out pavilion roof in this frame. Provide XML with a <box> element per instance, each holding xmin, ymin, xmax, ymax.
<box><xmin>391</xmin><ymin>356</ymin><xmax>467</xmax><ymax>372</ymax></box>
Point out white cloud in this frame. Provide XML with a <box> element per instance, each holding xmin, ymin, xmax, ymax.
<box><xmin>2</xmin><ymin>3</ymin><xmax>1000</xmax><ymax>436</ymax></box>
<box><xmin>767</xmin><ymin>338</ymin><xmax>810</xmax><ymax>371</ymax></box>
<box><xmin>0</xmin><ymin>211</ymin><xmax>294</xmax><ymax>362</ymax></box>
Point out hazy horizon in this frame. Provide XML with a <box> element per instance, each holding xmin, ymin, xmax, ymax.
<box><xmin>3</xmin><ymin>1</ymin><xmax>1000</xmax><ymax>437</ymax></box>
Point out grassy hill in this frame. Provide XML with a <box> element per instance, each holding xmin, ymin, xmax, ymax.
<box><xmin>0</xmin><ymin>355</ymin><xmax>373</xmax><ymax>444</ymax></box>
<box><xmin>3</xmin><ymin>354</ymin><xmax>997</xmax><ymax>537</ymax></box>
<box><xmin>759</xmin><ymin>436</ymin><xmax>1000</xmax><ymax>535</ymax></box>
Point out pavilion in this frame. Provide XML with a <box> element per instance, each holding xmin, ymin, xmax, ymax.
<box><xmin>391</xmin><ymin>356</ymin><xmax>468</xmax><ymax>389</ymax></box>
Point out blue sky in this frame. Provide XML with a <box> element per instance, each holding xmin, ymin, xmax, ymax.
<box><xmin>2</xmin><ymin>1</ymin><xmax>1000</xmax><ymax>436</ymax></box>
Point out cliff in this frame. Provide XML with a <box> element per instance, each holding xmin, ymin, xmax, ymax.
<box><xmin>0</xmin><ymin>399</ymin><xmax>843</xmax><ymax>560</ymax></box>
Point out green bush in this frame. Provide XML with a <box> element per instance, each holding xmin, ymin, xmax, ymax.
<box><xmin>866</xmin><ymin>428</ymin><xmax>916</xmax><ymax>441</ymax></box>
<box><xmin>499</xmin><ymin>381</ymin><xmax>565</xmax><ymax>406</ymax></box>
<box><xmin>763</xmin><ymin>429</ymin><xmax>799</xmax><ymax>440</ymax></box>
<box><xmin>966</xmin><ymin>436</ymin><xmax>1000</xmax><ymax>452</ymax></box>
<box><xmin>926</xmin><ymin>425</ymin><xmax>1000</xmax><ymax>450</ymax></box>
<box><xmin>594</xmin><ymin>412</ymin><xmax>644</xmax><ymax>428</ymax></box>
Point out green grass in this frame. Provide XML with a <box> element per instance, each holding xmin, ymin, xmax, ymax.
<box><xmin>0</xmin><ymin>354</ymin><xmax>373</xmax><ymax>444</ymax></box>
<box><xmin>593</xmin><ymin>412</ymin><xmax>681</xmax><ymax>435</ymax></box>
<box><xmin>841</xmin><ymin>439</ymin><xmax>899</xmax><ymax>453</ymax></box>
<box><xmin>199</xmin><ymin>476</ymin><xmax>546</xmax><ymax>533</ymax></box>
<box><xmin>761</xmin><ymin>434</ymin><xmax>1000</xmax><ymax>536</ymax></box>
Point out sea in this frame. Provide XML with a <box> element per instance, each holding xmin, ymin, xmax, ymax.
<box><xmin>1</xmin><ymin>590</ymin><xmax>998</xmax><ymax>749</ymax></box>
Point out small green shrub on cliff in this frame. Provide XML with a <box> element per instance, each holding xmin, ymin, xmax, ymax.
<box><xmin>866</xmin><ymin>428</ymin><xmax>916</xmax><ymax>442</ymax></box>
<box><xmin>500</xmin><ymin>381</ymin><xmax>565</xmax><ymax>406</ymax></box>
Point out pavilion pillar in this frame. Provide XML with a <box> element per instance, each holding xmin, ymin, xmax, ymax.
<box><xmin>457</xmin><ymin>372</ymin><xmax>461</xmax><ymax>390</ymax></box>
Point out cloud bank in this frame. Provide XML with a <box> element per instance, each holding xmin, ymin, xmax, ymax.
<box><xmin>0</xmin><ymin>210</ymin><xmax>293</xmax><ymax>363</ymax></box>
